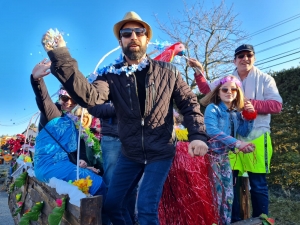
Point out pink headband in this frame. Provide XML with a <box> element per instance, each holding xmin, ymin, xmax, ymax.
<box><xmin>219</xmin><ymin>76</ymin><xmax>241</xmax><ymax>87</ymax></box>
<box><xmin>58</xmin><ymin>89</ymin><xmax>70</xmax><ymax>97</ymax></box>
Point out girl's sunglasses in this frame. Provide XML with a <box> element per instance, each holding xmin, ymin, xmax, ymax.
<box><xmin>60</xmin><ymin>95</ymin><xmax>76</xmax><ymax>104</ymax></box>
<box><xmin>120</xmin><ymin>28</ymin><xmax>147</xmax><ymax>38</ymax></box>
<box><xmin>220</xmin><ymin>88</ymin><xmax>238</xmax><ymax>93</ymax></box>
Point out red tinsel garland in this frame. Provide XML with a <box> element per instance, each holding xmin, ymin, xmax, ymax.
<box><xmin>158</xmin><ymin>141</ymin><xmax>219</xmax><ymax>225</ymax></box>
<box><xmin>242</xmin><ymin>110</ymin><xmax>257</xmax><ymax>120</ymax></box>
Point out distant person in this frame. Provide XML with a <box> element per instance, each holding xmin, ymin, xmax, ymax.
<box><xmin>41</xmin><ymin>11</ymin><xmax>208</xmax><ymax>225</ymax></box>
<box><xmin>188</xmin><ymin>44</ymin><xmax>282</xmax><ymax>220</ymax></box>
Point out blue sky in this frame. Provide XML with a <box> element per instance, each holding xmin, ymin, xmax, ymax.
<box><xmin>0</xmin><ymin>0</ymin><xmax>300</xmax><ymax>135</ymax></box>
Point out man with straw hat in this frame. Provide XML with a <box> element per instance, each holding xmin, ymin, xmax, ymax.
<box><xmin>41</xmin><ymin>11</ymin><xmax>208</xmax><ymax>225</ymax></box>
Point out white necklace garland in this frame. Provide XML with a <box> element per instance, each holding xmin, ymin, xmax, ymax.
<box><xmin>87</xmin><ymin>57</ymin><xmax>149</xmax><ymax>83</ymax></box>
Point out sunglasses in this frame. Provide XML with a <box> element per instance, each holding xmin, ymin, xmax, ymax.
<box><xmin>120</xmin><ymin>28</ymin><xmax>147</xmax><ymax>38</ymax></box>
<box><xmin>236</xmin><ymin>53</ymin><xmax>254</xmax><ymax>59</ymax></box>
<box><xmin>60</xmin><ymin>95</ymin><xmax>76</xmax><ymax>104</ymax></box>
<box><xmin>220</xmin><ymin>88</ymin><xmax>238</xmax><ymax>94</ymax></box>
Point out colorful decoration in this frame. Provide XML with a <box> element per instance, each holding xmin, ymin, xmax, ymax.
<box><xmin>260</xmin><ymin>213</ymin><xmax>275</xmax><ymax>225</ymax></box>
<box><xmin>58</xmin><ymin>89</ymin><xmax>70</xmax><ymax>97</ymax></box>
<box><xmin>47</xmin><ymin>177</ymin><xmax>86</xmax><ymax>207</ymax></box>
<box><xmin>48</xmin><ymin>198</ymin><xmax>66</xmax><ymax>225</ymax></box>
<box><xmin>3</xmin><ymin>154</ymin><xmax>13</xmax><ymax>161</ymax></box>
<box><xmin>13</xmin><ymin>201</ymin><xmax>23</xmax><ymax>216</ymax></box>
<box><xmin>42</xmin><ymin>28</ymin><xmax>60</xmax><ymax>49</ymax></box>
<box><xmin>159</xmin><ymin>141</ymin><xmax>219</xmax><ymax>225</ymax></box>
<box><xmin>18</xmin><ymin>153</ymin><xmax>32</xmax><ymax>163</ymax></box>
<box><xmin>16</xmin><ymin>193</ymin><xmax>22</xmax><ymax>201</ymax></box>
<box><xmin>82</xmin><ymin>128</ymin><xmax>102</xmax><ymax>160</ymax></box>
<box><xmin>242</xmin><ymin>109</ymin><xmax>258</xmax><ymax>120</ymax></box>
<box><xmin>218</xmin><ymin>75</ymin><xmax>242</xmax><ymax>87</ymax></box>
<box><xmin>96</xmin><ymin>57</ymin><xmax>149</xmax><ymax>78</ymax></box>
<box><xmin>15</xmin><ymin>172</ymin><xmax>28</xmax><ymax>188</ymax></box>
<box><xmin>19</xmin><ymin>201</ymin><xmax>44</xmax><ymax>225</ymax></box>
<box><xmin>65</xmin><ymin>112</ymin><xmax>102</xmax><ymax>159</ymax></box>
<box><xmin>154</xmin><ymin>42</ymin><xmax>185</xmax><ymax>63</ymax></box>
<box><xmin>174</xmin><ymin>125</ymin><xmax>188</xmax><ymax>141</ymax></box>
<box><xmin>8</xmin><ymin>182</ymin><xmax>15</xmax><ymax>193</ymax></box>
<box><xmin>72</xmin><ymin>176</ymin><xmax>93</xmax><ymax>194</ymax></box>
<box><xmin>151</xmin><ymin>40</ymin><xmax>172</xmax><ymax>51</ymax></box>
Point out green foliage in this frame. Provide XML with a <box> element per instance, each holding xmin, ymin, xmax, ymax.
<box><xmin>267</xmin><ymin>67</ymin><xmax>300</xmax><ymax>190</ymax></box>
<box><xmin>8</xmin><ymin>182</ymin><xmax>15</xmax><ymax>193</ymax></box>
<box><xmin>13</xmin><ymin>205</ymin><xmax>23</xmax><ymax>216</ymax></box>
<box><xmin>270</xmin><ymin>67</ymin><xmax>300</xmax><ymax>151</ymax></box>
<box><xmin>48</xmin><ymin>198</ymin><xmax>66</xmax><ymax>225</ymax></box>
<box><xmin>19</xmin><ymin>201</ymin><xmax>44</xmax><ymax>225</ymax></box>
<box><xmin>269</xmin><ymin>193</ymin><xmax>300</xmax><ymax>224</ymax></box>
<box><xmin>15</xmin><ymin>172</ymin><xmax>28</xmax><ymax>188</ymax></box>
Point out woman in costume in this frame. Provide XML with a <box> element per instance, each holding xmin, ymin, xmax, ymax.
<box><xmin>30</xmin><ymin>59</ymin><xmax>105</xmax><ymax>196</ymax></box>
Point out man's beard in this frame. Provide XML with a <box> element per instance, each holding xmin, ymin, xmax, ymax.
<box><xmin>122</xmin><ymin>42</ymin><xmax>147</xmax><ymax>61</ymax></box>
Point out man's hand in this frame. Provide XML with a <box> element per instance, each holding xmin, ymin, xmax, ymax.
<box><xmin>32</xmin><ymin>59</ymin><xmax>51</xmax><ymax>80</ymax></box>
<box><xmin>188</xmin><ymin>140</ymin><xmax>208</xmax><ymax>157</ymax></box>
<box><xmin>244</xmin><ymin>100</ymin><xmax>255</xmax><ymax>112</ymax></box>
<box><xmin>42</xmin><ymin>32</ymin><xmax>66</xmax><ymax>52</ymax></box>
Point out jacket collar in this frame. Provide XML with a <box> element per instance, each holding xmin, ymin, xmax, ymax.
<box><xmin>218</xmin><ymin>101</ymin><xmax>237</xmax><ymax>112</ymax></box>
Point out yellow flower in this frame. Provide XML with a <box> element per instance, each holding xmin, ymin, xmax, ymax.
<box><xmin>175</xmin><ymin>128</ymin><xmax>188</xmax><ymax>141</ymax></box>
<box><xmin>24</xmin><ymin>156</ymin><xmax>32</xmax><ymax>162</ymax></box>
<box><xmin>16</xmin><ymin>193</ymin><xmax>22</xmax><ymax>201</ymax></box>
<box><xmin>72</xmin><ymin>176</ymin><xmax>93</xmax><ymax>194</ymax></box>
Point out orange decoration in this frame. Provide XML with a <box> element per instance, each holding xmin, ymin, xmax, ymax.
<box><xmin>3</xmin><ymin>154</ymin><xmax>12</xmax><ymax>161</ymax></box>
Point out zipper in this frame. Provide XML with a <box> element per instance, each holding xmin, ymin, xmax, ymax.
<box><xmin>151</xmin><ymin>82</ymin><xmax>155</xmax><ymax>109</ymax></box>
<box><xmin>126</xmin><ymin>83</ymin><xmax>133</xmax><ymax>110</ymax></box>
<box><xmin>141</xmin><ymin>118</ymin><xmax>147</xmax><ymax>164</ymax></box>
<box><xmin>133</xmin><ymin>73</ymin><xmax>148</xmax><ymax>164</ymax></box>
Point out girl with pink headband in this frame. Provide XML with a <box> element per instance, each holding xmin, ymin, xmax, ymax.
<box><xmin>200</xmin><ymin>75</ymin><xmax>256</xmax><ymax>224</ymax></box>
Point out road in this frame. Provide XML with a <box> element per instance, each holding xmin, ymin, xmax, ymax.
<box><xmin>0</xmin><ymin>191</ymin><xmax>15</xmax><ymax>225</ymax></box>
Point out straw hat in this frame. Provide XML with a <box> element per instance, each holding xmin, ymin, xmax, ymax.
<box><xmin>113</xmin><ymin>11</ymin><xmax>152</xmax><ymax>40</ymax></box>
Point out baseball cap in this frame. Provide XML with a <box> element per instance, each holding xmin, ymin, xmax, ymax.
<box><xmin>234</xmin><ymin>44</ymin><xmax>255</xmax><ymax>56</ymax></box>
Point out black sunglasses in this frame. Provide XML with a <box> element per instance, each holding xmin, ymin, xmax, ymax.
<box><xmin>236</xmin><ymin>53</ymin><xmax>254</xmax><ymax>59</ymax></box>
<box><xmin>60</xmin><ymin>95</ymin><xmax>76</xmax><ymax>104</ymax></box>
<box><xmin>120</xmin><ymin>28</ymin><xmax>147</xmax><ymax>38</ymax></box>
<box><xmin>220</xmin><ymin>88</ymin><xmax>238</xmax><ymax>94</ymax></box>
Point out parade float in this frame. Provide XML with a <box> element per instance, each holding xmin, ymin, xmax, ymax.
<box><xmin>6</xmin><ymin>29</ymin><xmax>271</xmax><ymax>225</ymax></box>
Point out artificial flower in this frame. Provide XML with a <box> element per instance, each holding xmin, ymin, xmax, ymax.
<box><xmin>242</xmin><ymin>109</ymin><xmax>258</xmax><ymax>120</ymax></box>
<box><xmin>175</xmin><ymin>126</ymin><xmax>189</xmax><ymax>141</ymax></box>
<box><xmin>56</xmin><ymin>199</ymin><xmax>63</xmax><ymax>207</ymax></box>
<box><xmin>72</xmin><ymin>176</ymin><xmax>93</xmax><ymax>194</ymax></box>
<box><xmin>48</xmin><ymin>198</ymin><xmax>66</xmax><ymax>225</ymax></box>
<box><xmin>16</xmin><ymin>193</ymin><xmax>22</xmax><ymax>201</ymax></box>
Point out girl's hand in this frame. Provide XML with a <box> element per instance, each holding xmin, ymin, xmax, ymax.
<box><xmin>87</xmin><ymin>166</ymin><xmax>100</xmax><ymax>174</ymax></box>
<box><xmin>32</xmin><ymin>59</ymin><xmax>51</xmax><ymax>80</ymax></box>
<box><xmin>238</xmin><ymin>141</ymin><xmax>255</xmax><ymax>153</ymax></box>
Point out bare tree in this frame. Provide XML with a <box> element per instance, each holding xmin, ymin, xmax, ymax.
<box><xmin>154</xmin><ymin>0</ymin><xmax>248</xmax><ymax>90</ymax></box>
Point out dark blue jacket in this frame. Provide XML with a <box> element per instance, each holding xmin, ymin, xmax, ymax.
<box><xmin>88</xmin><ymin>102</ymin><xmax>119</xmax><ymax>137</ymax></box>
